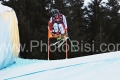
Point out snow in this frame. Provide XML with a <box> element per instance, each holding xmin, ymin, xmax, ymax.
<box><xmin>84</xmin><ymin>0</ymin><xmax>108</xmax><ymax>6</ymax></box>
<box><xmin>0</xmin><ymin>51</ymin><xmax>120</xmax><ymax>80</ymax></box>
<box><xmin>0</xmin><ymin>0</ymin><xmax>120</xmax><ymax>80</ymax></box>
<box><xmin>0</xmin><ymin>3</ymin><xmax>19</xmax><ymax>70</ymax></box>
<box><xmin>0</xmin><ymin>2</ymin><xmax>12</xmax><ymax>14</ymax></box>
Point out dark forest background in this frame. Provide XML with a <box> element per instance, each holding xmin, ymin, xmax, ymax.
<box><xmin>1</xmin><ymin>0</ymin><xmax>120</xmax><ymax>60</ymax></box>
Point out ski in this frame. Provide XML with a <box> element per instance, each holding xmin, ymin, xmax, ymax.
<box><xmin>57</xmin><ymin>37</ymin><xmax>69</xmax><ymax>48</ymax></box>
<box><xmin>50</xmin><ymin>38</ymin><xmax>64</xmax><ymax>46</ymax></box>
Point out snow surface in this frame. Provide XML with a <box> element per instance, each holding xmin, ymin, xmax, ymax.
<box><xmin>0</xmin><ymin>51</ymin><xmax>120</xmax><ymax>80</ymax></box>
<box><xmin>84</xmin><ymin>0</ymin><xmax>108</xmax><ymax>6</ymax></box>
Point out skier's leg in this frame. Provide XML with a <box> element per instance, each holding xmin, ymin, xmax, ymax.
<box><xmin>58</xmin><ymin>24</ymin><xmax>65</xmax><ymax>39</ymax></box>
<box><xmin>58</xmin><ymin>24</ymin><xmax>65</xmax><ymax>34</ymax></box>
<box><xmin>53</xmin><ymin>23</ymin><xmax>61</xmax><ymax>40</ymax></box>
<box><xmin>53</xmin><ymin>23</ymin><xmax>59</xmax><ymax>35</ymax></box>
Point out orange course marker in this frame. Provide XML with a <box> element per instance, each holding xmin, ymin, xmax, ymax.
<box><xmin>48</xmin><ymin>22</ymin><xmax>68</xmax><ymax>60</ymax></box>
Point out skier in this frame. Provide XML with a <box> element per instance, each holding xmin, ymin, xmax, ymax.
<box><xmin>48</xmin><ymin>9</ymin><xmax>68</xmax><ymax>40</ymax></box>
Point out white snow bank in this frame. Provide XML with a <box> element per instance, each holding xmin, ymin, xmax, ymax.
<box><xmin>0</xmin><ymin>2</ymin><xmax>13</xmax><ymax>14</ymax></box>
<box><xmin>0</xmin><ymin>51</ymin><xmax>120</xmax><ymax>80</ymax></box>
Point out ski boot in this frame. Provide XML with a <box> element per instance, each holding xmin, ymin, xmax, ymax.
<box><xmin>57</xmin><ymin>34</ymin><xmax>61</xmax><ymax>41</ymax></box>
<box><xmin>61</xmin><ymin>35</ymin><xmax>65</xmax><ymax>40</ymax></box>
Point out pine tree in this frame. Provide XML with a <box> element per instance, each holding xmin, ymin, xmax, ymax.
<box><xmin>105</xmin><ymin>0</ymin><xmax>120</xmax><ymax>43</ymax></box>
<box><xmin>84</xmin><ymin>0</ymin><xmax>109</xmax><ymax>54</ymax></box>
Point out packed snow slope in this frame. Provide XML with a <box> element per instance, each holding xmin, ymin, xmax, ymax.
<box><xmin>0</xmin><ymin>51</ymin><xmax>120</xmax><ymax>80</ymax></box>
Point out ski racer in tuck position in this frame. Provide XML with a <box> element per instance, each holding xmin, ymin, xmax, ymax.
<box><xmin>48</xmin><ymin>9</ymin><xmax>68</xmax><ymax>40</ymax></box>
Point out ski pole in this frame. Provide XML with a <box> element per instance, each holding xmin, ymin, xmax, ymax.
<box><xmin>68</xmin><ymin>37</ymin><xmax>77</xmax><ymax>51</ymax></box>
<box><xmin>66</xmin><ymin>32</ymin><xmax>77</xmax><ymax>51</ymax></box>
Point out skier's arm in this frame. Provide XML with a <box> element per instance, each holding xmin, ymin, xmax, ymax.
<box><xmin>63</xmin><ymin>15</ymin><xmax>67</xmax><ymax>30</ymax></box>
<box><xmin>49</xmin><ymin>17</ymin><xmax>52</xmax><ymax>23</ymax></box>
<box><xmin>48</xmin><ymin>17</ymin><xmax>53</xmax><ymax>30</ymax></box>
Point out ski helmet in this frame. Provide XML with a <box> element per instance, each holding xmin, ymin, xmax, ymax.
<box><xmin>52</xmin><ymin>9</ymin><xmax>59</xmax><ymax>16</ymax></box>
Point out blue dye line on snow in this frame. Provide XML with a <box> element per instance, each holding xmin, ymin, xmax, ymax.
<box><xmin>5</xmin><ymin>57</ymin><xmax>120</xmax><ymax>80</ymax></box>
